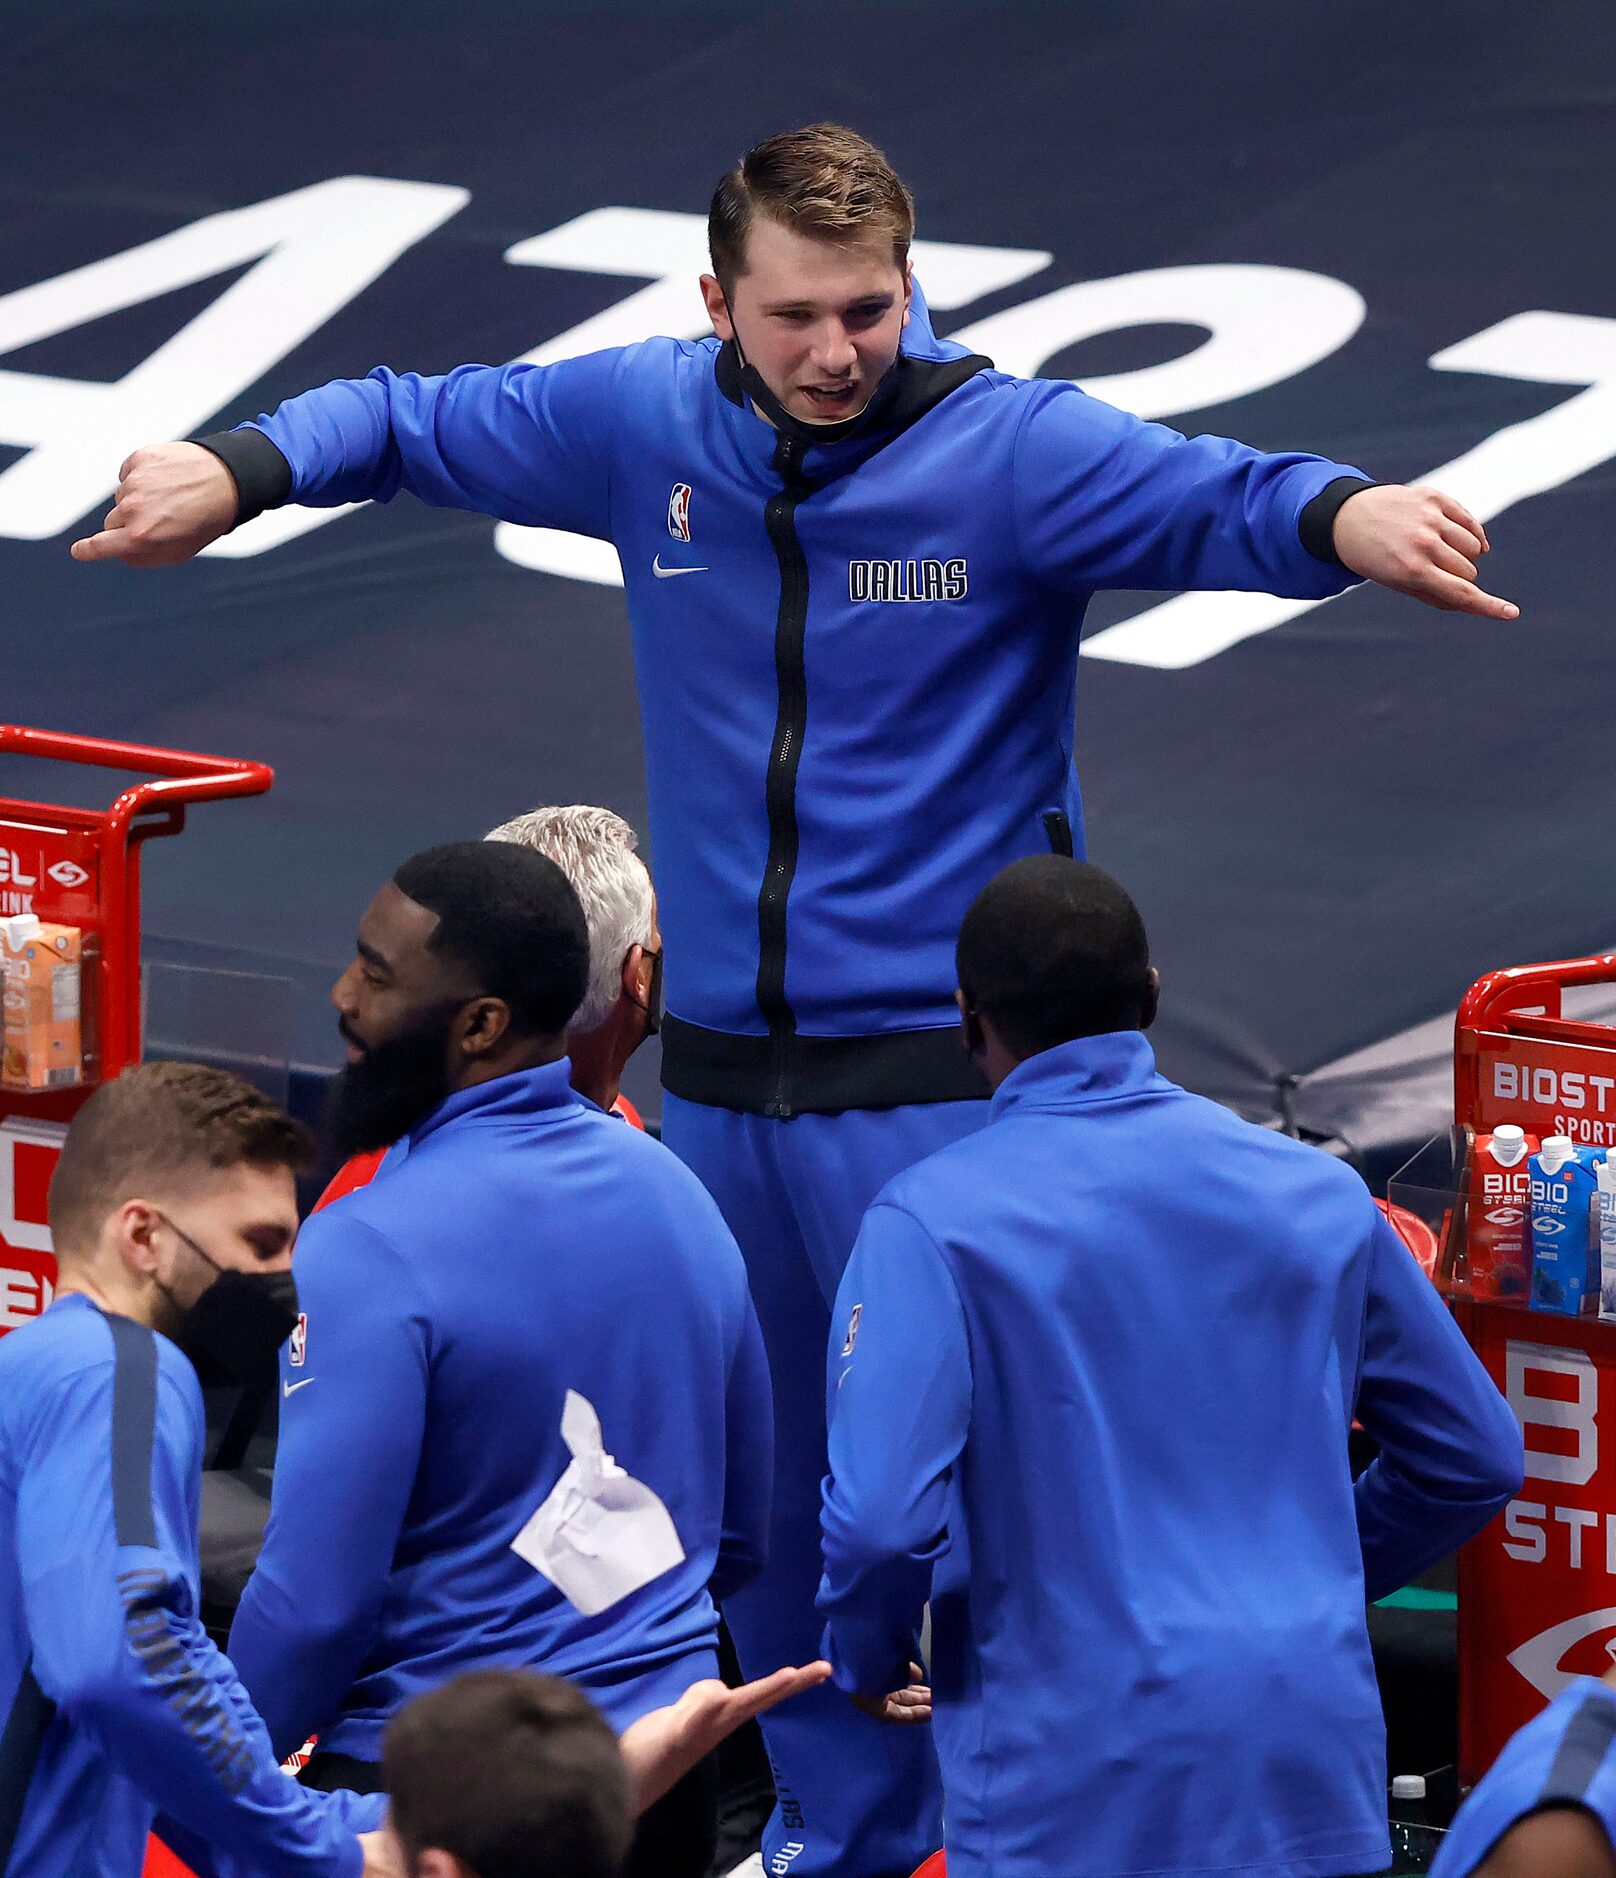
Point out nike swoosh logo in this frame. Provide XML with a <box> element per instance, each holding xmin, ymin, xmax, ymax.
<box><xmin>652</xmin><ymin>555</ymin><xmax>709</xmax><ymax>578</ymax></box>
<box><xmin>282</xmin><ymin>1377</ymin><xmax>316</xmax><ymax>1397</ymax></box>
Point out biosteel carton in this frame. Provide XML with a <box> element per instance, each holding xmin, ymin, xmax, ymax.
<box><xmin>1598</xmin><ymin>1158</ymin><xmax>1616</xmax><ymax>1321</ymax></box>
<box><xmin>1528</xmin><ymin>1135</ymin><xmax>1603</xmax><ymax>1317</ymax></box>
<box><xmin>1467</xmin><ymin>1124</ymin><xmax>1537</xmax><ymax>1299</ymax></box>
<box><xmin>1</xmin><ymin>914</ymin><xmax>84</xmax><ymax>1092</ymax></box>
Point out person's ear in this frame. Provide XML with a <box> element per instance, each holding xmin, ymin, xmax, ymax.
<box><xmin>623</xmin><ymin>944</ymin><xmax>653</xmax><ymax>1008</ymax></box>
<box><xmin>901</xmin><ymin>263</ymin><xmax>913</xmax><ymax>328</ymax></box>
<box><xmin>700</xmin><ymin>274</ymin><xmax>734</xmax><ymax>342</ymax></box>
<box><xmin>1139</xmin><ymin>967</ymin><xmax>1161</xmax><ymax>1032</ymax></box>
<box><xmin>108</xmin><ymin>1200</ymin><xmax>165</xmax><ymax>1278</ymax></box>
<box><xmin>955</xmin><ymin>987</ymin><xmax>985</xmax><ymax>1059</ymax></box>
<box><xmin>457</xmin><ymin>995</ymin><xmax>512</xmax><ymax>1059</ymax></box>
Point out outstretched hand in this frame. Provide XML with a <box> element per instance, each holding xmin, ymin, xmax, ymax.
<box><xmin>850</xmin><ymin>1662</ymin><xmax>932</xmax><ymax>1726</ymax></box>
<box><xmin>618</xmin><ymin>1661</ymin><xmax>832</xmax><ymax>1813</ymax></box>
<box><xmin>1332</xmin><ymin>484</ymin><xmax>1518</xmax><ymax>620</ymax></box>
<box><xmin>69</xmin><ymin>442</ymin><xmax>238</xmax><ymax>567</ymax></box>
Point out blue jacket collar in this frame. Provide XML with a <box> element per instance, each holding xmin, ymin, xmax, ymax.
<box><xmin>989</xmin><ymin>1030</ymin><xmax>1168</xmax><ymax>1120</ymax></box>
<box><xmin>408</xmin><ymin>1059</ymin><xmax>581</xmax><ymax>1149</ymax></box>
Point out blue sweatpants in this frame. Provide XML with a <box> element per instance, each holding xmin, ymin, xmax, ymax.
<box><xmin>661</xmin><ymin>1093</ymin><xmax>989</xmax><ymax>1878</ymax></box>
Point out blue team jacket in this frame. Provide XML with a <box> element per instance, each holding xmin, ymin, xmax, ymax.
<box><xmin>1432</xmin><ymin>1677</ymin><xmax>1616</xmax><ymax>1878</ymax></box>
<box><xmin>817</xmin><ymin>1031</ymin><xmax>1525</xmax><ymax>1878</ymax></box>
<box><xmin>209</xmin><ymin>293</ymin><xmax>1367</xmax><ymax>1115</ymax></box>
<box><xmin>228</xmin><ymin>1061</ymin><xmax>772</xmax><ymax>1762</ymax></box>
<box><xmin>0</xmin><ymin>1296</ymin><xmax>376</xmax><ymax>1878</ymax></box>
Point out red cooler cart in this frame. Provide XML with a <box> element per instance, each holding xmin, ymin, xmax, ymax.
<box><xmin>1427</xmin><ymin>951</ymin><xmax>1616</xmax><ymax>1785</ymax></box>
<box><xmin>0</xmin><ymin>724</ymin><xmax>272</xmax><ymax>1336</ymax></box>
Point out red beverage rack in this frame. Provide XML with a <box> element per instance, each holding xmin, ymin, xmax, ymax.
<box><xmin>1451</xmin><ymin>951</ymin><xmax>1616</xmax><ymax>1783</ymax></box>
<box><xmin>0</xmin><ymin>726</ymin><xmax>272</xmax><ymax>1333</ymax></box>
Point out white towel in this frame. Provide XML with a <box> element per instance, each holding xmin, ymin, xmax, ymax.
<box><xmin>511</xmin><ymin>1389</ymin><xmax>686</xmax><ymax>1617</ymax></box>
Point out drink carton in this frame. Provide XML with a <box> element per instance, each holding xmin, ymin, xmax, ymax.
<box><xmin>1529</xmin><ymin>1136</ymin><xmax>1603</xmax><ymax>1316</ymax></box>
<box><xmin>1</xmin><ymin>915</ymin><xmax>84</xmax><ymax>1092</ymax></box>
<box><xmin>1467</xmin><ymin>1125</ymin><xmax>1537</xmax><ymax>1299</ymax></box>
<box><xmin>1598</xmin><ymin>1160</ymin><xmax>1616</xmax><ymax>1322</ymax></box>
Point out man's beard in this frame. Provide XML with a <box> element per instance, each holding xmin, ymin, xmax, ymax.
<box><xmin>326</xmin><ymin>1008</ymin><xmax>457</xmax><ymax>1159</ymax></box>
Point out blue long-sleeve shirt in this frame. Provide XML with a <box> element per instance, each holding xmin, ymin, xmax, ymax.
<box><xmin>214</xmin><ymin>288</ymin><xmax>1367</xmax><ymax>1115</ymax></box>
<box><xmin>1431</xmin><ymin>1676</ymin><xmax>1616</xmax><ymax>1877</ymax></box>
<box><xmin>0</xmin><ymin>1294</ymin><xmax>378</xmax><ymax>1878</ymax></box>
<box><xmin>229</xmin><ymin>1060</ymin><xmax>772</xmax><ymax>1763</ymax></box>
<box><xmin>818</xmin><ymin>1031</ymin><xmax>1524</xmax><ymax>1878</ymax></box>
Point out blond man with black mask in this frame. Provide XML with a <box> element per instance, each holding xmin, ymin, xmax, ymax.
<box><xmin>0</xmin><ymin>1062</ymin><xmax>394</xmax><ymax>1878</ymax></box>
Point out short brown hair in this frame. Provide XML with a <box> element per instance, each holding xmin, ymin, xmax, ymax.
<box><xmin>48</xmin><ymin>1061</ymin><xmax>315</xmax><ymax>1254</ymax></box>
<box><xmin>384</xmin><ymin>1671</ymin><xmax>633</xmax><ymax>1878</ymax></box>
<box><xmin>708</xmin><ymin>124</ymin><xmax>915</xmax><ymax>290</ymax></box>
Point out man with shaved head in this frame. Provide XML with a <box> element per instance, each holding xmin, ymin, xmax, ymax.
<box><xmin>818</xmin><ymin>857</ymin><xmax>1526</xmax><ymax>1878</ymax></box>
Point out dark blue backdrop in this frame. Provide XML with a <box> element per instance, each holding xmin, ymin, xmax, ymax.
<box><xmin>4</xmin><ymin>0</ymin><xmax>1613</xmax><ymax>1149</ymax></box>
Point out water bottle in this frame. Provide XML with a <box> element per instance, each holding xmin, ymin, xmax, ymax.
<box><xmin>1389</xmin><ymin>1774</ymin><xmax>1436</xmax><ymax>1874</ymax></box>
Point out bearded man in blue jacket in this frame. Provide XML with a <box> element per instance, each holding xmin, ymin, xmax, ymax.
<box><xmin>226</xmin><ymin>841</ymin><xmax>773</xmax><ymax>1878</ymax></box>
<box><xmin>818</xmin><ymin>855</ymin><xmax>1525</xmax><ymax>1878</ymax></box>
<box><xmin>77</xmin><ymin>123</ymin><xmax>1516</xmax><ymax>1878</ymax></box>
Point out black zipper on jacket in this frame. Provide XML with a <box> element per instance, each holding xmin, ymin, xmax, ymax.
<box><xmin>707</xmin><ymin>343</ymin><xmax>992</xmax><ymax>1118</ymax></box>
<box><xmin>756</xmin><ymin>435</ymin><xmax>813</xmax><ymax>1118</ymax></box>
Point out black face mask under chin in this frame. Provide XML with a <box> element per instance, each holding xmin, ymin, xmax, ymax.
<box><xmin>731</xmin><ymin>332</ymin><xmax>901</xmax><ymax>449</ymax></box>
<box><xmin>155</xmin><ymin>1216</ymin><xmax>300</xmax><ymax>1387</ymax></box>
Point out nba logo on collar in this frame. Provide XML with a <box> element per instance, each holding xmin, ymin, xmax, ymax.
<box><xmin>289</xmin><ymin>1314</ymin><xmax>307</xmax><ymax>1367</ymax></box>
<box><xmin>668</xmin><ymin>483</ymin><xmax>692</xmax><ymax>542</ymax></box>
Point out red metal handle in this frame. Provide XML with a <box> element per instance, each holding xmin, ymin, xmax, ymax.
<box><xmin>0</xmin><ymin>726</ymin><xmax>273</xmax><ymax>831</ymax></box>
<box><xmin>0</xmin><ymin>726</ymin><xmax>274</xmax><ymax>1085</ymax></box>
<box><xmin>1455</xmin><ymin>952</ymin><xmax>1616</xmax><ymax>1135</ymax></box>
<box><xmin>1458</xmin><ymin>954</ymin><xmax>1616</xmax><ymax>1032</ymax></box>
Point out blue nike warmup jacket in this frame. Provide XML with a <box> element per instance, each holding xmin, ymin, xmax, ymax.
<box><xmin>203</xmin><ymin>291</ymin><xmax>1369</xmax><ymax>1118</ymax></box>
<box><xmin>1432</xmin><ymin>1678</ymin><xmax>1616</xmax><ymax>1878</ymax></box>
<box><xmin>0</xmin><ymin>1295</ymin><xmax>377</xmax><ymax>1878</ymax></box>
<box><xmin>228</xmin><ymin>1062</ymin><xmax>771</xmax><ymax>1762</ymax></box>
<box><xmin>818</xmin><ymin>1032</ymin><xmax>1525</xmax><ymax>1878</ymax></box>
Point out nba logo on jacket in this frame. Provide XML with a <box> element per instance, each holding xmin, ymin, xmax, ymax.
<box><xmin>289</xmin><ymin>1313</ymin><xmax>307</xmax><ymax>1366</ymax></box>
<box><xmin>668</xmin><ymin>483</ymin><xmax>692</xmax><ymax>542</ymax></box>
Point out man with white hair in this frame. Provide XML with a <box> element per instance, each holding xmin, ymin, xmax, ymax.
<box><xmin>315</xmin><ymin>804</ymin><xmax>660</xmax><ymax>1209</ymax></box>
<box><xmin>485</xmin><ymin>805</ymin><xmax>661</xmax><ymax>1127</ymax></box>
